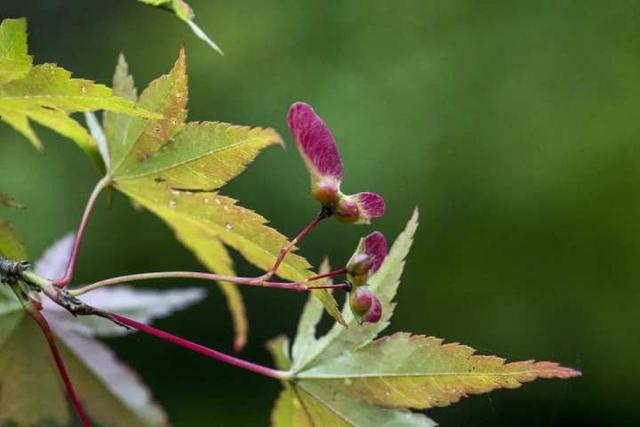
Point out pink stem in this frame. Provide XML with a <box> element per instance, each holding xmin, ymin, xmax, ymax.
<box><xmin>55</xmin><ymin>177</ymin><xmax>109</xmax><ymax>288</ymax></box>
<box><xmin>262</xmin><ymin>281</ymin><xmax>350</xmax><ymax>291</ymax></box>
<box><xmin>29</xmin><ymin>309</ymin><xmax>90</xmax><ymax>427</ymax></box>
<box><xmin>73</xmin><ymin>270</ymin><xmax>349</xmax><ymax>297</ymax></box>
<box><xmin>109</xmin><ymin>313</ymin><xmax>289</xmax><ymax>380</ymax></box>
<box><xmin>307</xmin><ymin>282</ymin><xmax>351</xmax><ymax>290</ymax></box>
<box><xmin>303</xmin><ymin>267</ymin><xmax>347</xmax><ymax>283</ymax></box>
<box><xmin>261</xmin><ymin>210</ymin><xmax>328</xmax><ymax>280</ymax></box>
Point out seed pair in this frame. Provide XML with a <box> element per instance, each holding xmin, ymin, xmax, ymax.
<box><xmin>288</xmin><ymin>102</ymin><xmax>388</xmax><ymax>323</ymax></box>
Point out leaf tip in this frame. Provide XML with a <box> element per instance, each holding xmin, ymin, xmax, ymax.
<box><xmin>185</xmin><ymin>19</ymin><xmax>224</xmax><ymax>56</ymax></box>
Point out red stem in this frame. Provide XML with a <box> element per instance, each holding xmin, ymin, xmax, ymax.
<box><xmin>55</xmin><ymin>177</ymin><xmax>108</xmax><ymax>288</ymax></box>
<box><xmin>304</xmin><ymin>267</ymin><xmax>348</xmax><ymax>283</ymax></box>
<box><xmin>73</xmin><ymin>269</ymin><xmax>350</xmax><ymax>297</ymax></box>
<box><xmin>261</xmin><ymin>210</ymin><xmax>328</xmax><ymax>280</ymax></box>
<box><xmin>29</xmin><ymin>309</ymin><xmax>90</xmax><ymax>427</ymax></box>
<box><xmin>307</xmin><ymin>282</ymin><xmax>351</xmax><ymax>290</ymax></box>
<box><xmin>108</xmin><ymin>313</ymin><xmax>288</xmax><ymax>380</ymax></box>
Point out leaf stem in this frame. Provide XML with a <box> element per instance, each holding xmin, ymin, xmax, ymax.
<box><xmin>28</xmin><ymin>308</ymin><xmax>90</xmax><ymax>427</ymax></box>
<box><xmin>54</xmin><ymin>176</ymin><xmax>111</xmax><ymax>288</ymax></box>
<box><xmin>108</xmin><ymin>312</ymin><xmax>291</xmax><ymax>380</ymax></box>
<box><xmin>69</xmin><ymin>270</ymin><xmax>349</xmax><ymax>297</ymax></box>
<box><xmin>258</xmin><ymin>208</ymin><xmax>330</xmax><ymax>282</ymax></box>
<box><xmin>303</xmin><ymin>267</ymin><xmax>347</xmax><ymax>283</ymax></box>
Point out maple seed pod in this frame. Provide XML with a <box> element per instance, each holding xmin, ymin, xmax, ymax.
<box><xmin>347</xmin><ymin>231</ymin><xmax>388</xmax><ymax>286</ymax></box>
<box><xmin>287</xmin><ymin>102</ymin><xmax>386</xmax><ymax>223</ymax></box>
<box><xmin>335</xmin><ymin>192</ymin><xmax>386</xmax><ymax>224</ymax></box>
<box><xmin>349</xmin><ymin>287</ymin><xmax>383</xmax><ymax>324</ymax></box>
<box><xmin>288</xmin><ymin>102</ymin><xmax>344</xmax><ymax>206</ymax></box>
<box><xmin>313</xmin><ymin>179</ymin><xmax>341</xmax><ymax>206</ymax></box>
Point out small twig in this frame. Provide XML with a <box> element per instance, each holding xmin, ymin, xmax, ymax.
<box><xmin>0</xmin><ymin>256</ymin><xmax>30</xmax><ymax>286</ymax></box>
<box><xmin>70</xmin><ymin>268</ymin><xmax>348</xmax><ymax>297</ymax></box>
<box><xmin>28</xmin><ymin>308</ymin><xmax>90</xmax><ymax>427</ymax></box>
<box><xmin>108</xmin><ymin>312</ymin><xmax>290</xmax><ymax>380</ymax></box>
<box><xmin>303</xmin><ymin>267</ymin><xmax>347</xmax><ymax>283</ymax></box>
<box><xmin>256</xmin><ymin>207</ymin><xmax>332</xmax><ymax>283</ymax></box>
<box><xmin>54</xmin><ymin>176</ymin><xmax>110</xmax><ymax>288</ymax></box>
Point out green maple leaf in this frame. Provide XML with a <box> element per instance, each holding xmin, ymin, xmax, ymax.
<box><xmin>0</xmin><ymin>224</ymin><xmax>205</xmax><ymax>426</ymax></box>
<box><xmin>267</xmin><ymin>209</ymin><xmax>580</xmax><ymax>426</ymax></box>
<box><xmin>136</xmin><ymin>0</ymin><xmax>224</xmax><ymax>55</ymax></box>
<box><xmin>0</xmin><ymin>18</ymin><xmax>160</xmax><ymax>166</ymax></box>
<box><xmin>99</xmin><ymin>48</ymin><xmax>343</xmax><ymax>350</ymax></box>
<box><xmin>0</xmin><ymin>17</ymin><xmax>32</xmax><ymax>85</ymax></box>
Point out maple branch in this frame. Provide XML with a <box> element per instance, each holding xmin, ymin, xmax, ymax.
<box><xmin>28</xmin><ymin>308</ymin><xmax>91</xmax><ymax>427</ymax></box>
<box><xmin>70</xmin><ymin>269</ymin><xmax>350</xmax><ymax>297</ymax></box>
<box><xmin>108</xmin><ymin>312</ymin><xmax>291</xmax><ymax>380</ymax></box>
<box><xmin>256</xmin><ymin>207</ymin><xmax>332</xmax><ymax>282</ymax></box>
<box><xmin>54</xmin><ymin>176</ymin><xmax>111</xmax><ymax>288</ymax></box>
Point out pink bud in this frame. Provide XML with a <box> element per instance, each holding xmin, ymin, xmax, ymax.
<box><xmin>335</xmin><ymin>192</ymin><xmax>386</xmax><ymax>224</ymax></box>
<box><xmin>349</xmin><ymin>287</ymin><xmax>383</xmax><ymax>324</ymax></box>
<box><xmin>362</xmin><ymin>231</ymin><xmax>388</xmax><ymax>275</ymax></box>
<box><xmin>347</xmin><ymin>253</ymin><xmax>374</xmax><ymax>278</ymax></box>
<box><xmin>362</xmin><ymin>293</ymin><xmax>382</xmax><ymax>323</ymax></box>
<box><xmin>347</xmin><ymin>232</ymin><xmax>388</xmax><ymax>285</ymax></box>
<box><xmin>350</xmin><ymin>286</ymin><xmax>373</xmax><ymax>314</ymax></box>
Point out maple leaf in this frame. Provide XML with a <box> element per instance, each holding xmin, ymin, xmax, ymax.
<box><xmin>136</xmin><ymin>0</ymin><xmax>224</xmax><ymax>55</ymax></box>
<box><xmin>0</xmin><ymin>228</ymin><xmax>205</xmax><ymax>426</ymax></box>
<box><xmin>0</xmin><ymin>18</ymin><xmax>160</xmax><ymax>166</ymax></box>
<box><xmin>267</xmin><ymin>209</ymin><xmax>580</xmax><ymax>426</ymax></box>
<box><xmin>100</xmin><ymin>48</ymin><xmax>342</xmax><ymax>350</ymax></box>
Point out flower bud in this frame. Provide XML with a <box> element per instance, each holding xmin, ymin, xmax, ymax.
<box><xmin>347</xmin><ymin>253</ymin><xmax>374</xmax><ymax>278</ymax></box>
<box><xmin>347</xmin><ymin>231</ymin><xmax>388</xmax><ymax>286</ymax></box>
<box><xmin>349</xmin><ymin>287</ymin><xmax>383</xmax><ymax>324</ymax></box>
<box><xmin>363</xmin><ymin>294</ymin><xmax>382</xmax><ymax>323</ymax></box>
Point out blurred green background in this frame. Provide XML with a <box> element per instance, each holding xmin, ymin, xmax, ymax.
<box><xmin>1</xmin><ymin>0</ymin><xmax>638</xmax><ymax>425</ymax></box>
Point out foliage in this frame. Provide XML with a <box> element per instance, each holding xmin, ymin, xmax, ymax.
<box><xmin>135</xmin><ymin>0</ymin><xmax>224</xmax><ymax>54</ymax></box>
<box><xmin>268</xmin><ymin>211</ymin><xmax>579</xmax><ymax>426</ymax></box>
<box><xmin>0</xmin><ymin>12</ymin><xmax>580</xmax><ymax>427</ymax></box>
<box><xmin>0</xmin><ymin>18</ymin><xmax>159</xmax><ymax>166</ymax></box>
<box><xmin>99</xmin><ymin>48</ymin><xmax>342</xmax><ymax>348</ymax></box>
<box><xmin>0</xmin><ymin>229</ymin><xmax>203</xmax><ymax>426</ymax></box>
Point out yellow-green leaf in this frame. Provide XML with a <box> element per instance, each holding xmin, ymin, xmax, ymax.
<box><xmin>104</xmin><ymin>49</ymin><xmax>343</xmax><ymax>345</ymax></box>
<box><xmin>270</xmin><ymin>211</ymin><xmax>578</xmax><ymax>426</ymax></box>
<box><xmin>271</xmin><ymin>383</ymin><xmax>436</xmax><ymax>427</ymax></box>
<box><xmin>0</xmin><ymin>220</ymin><xmax>26</xmax><ymax>260</ymax></box>
<box><xmin>0</xmin><ymin>17</ymin><xmax>160</xmax><ymax>166</ymax></box>
<box><xmin>268</xmin><ymin>332</ymin><xmax>433</xmax><ymax>427</ymax></box>
<box><xmin>299</xmin><ymin>333</ymin><xmax>580</xmax><ymax>410</ymax></box>
<box><xmin>291</xmin><ymin>258</ymin><xmax>331</xmax><ymax>366</ymax></box>
<box><xmin>292</xmin><ymin>209</ymin><xmax>419</xmax><ymax>371</ymax></box>
<box><xmin>135</xmin><ymin>0</ymin><xmax>224</xmax><ymax>55</ymax></box>
<box><xmin>0</xmin><ymin>18</ymin><xmax>32</xmax><ymax>84</ymax></box>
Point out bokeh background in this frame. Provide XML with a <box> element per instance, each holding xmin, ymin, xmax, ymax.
<box><xmin>1</xmin><ymin>1</ymin><xmax>638</xmax><ymax>425</ymax></box>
